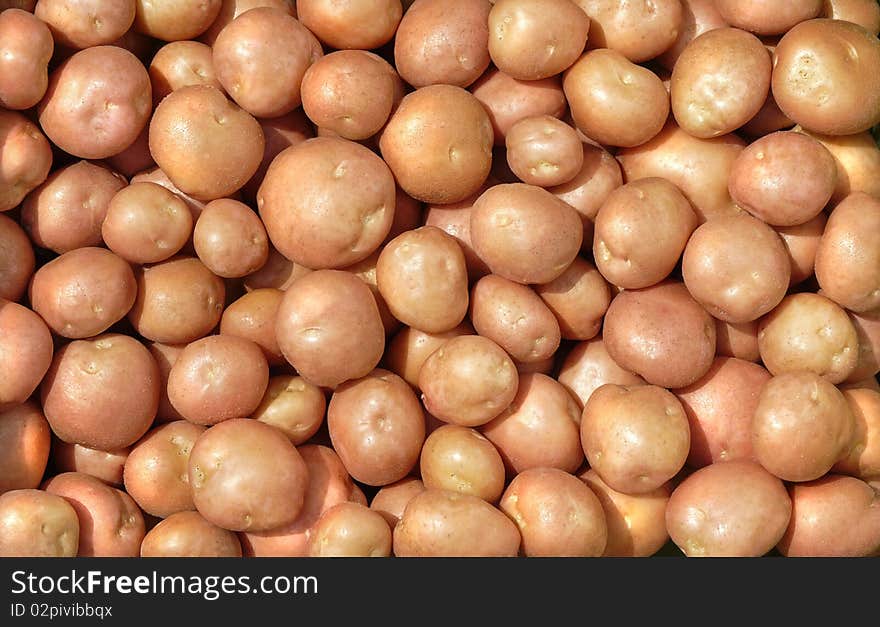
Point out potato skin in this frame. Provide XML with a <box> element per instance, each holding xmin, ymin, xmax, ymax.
<box><xmin>557</xmin><ymin>338</ymin><xmax>645</xmax><ymax>409</ymax></box>
<box><xmin>535</xmin><ymin>257</ymin><xmax>610</xmax><ymax>341</ymax></box>
<box><xmin>420</xmin><ymin>425</ymin><xmax>505</xmax><ymax>503</ymax></box>
<box><xmin>307</xmin><ymin>502</ymin><xmax>392</xmax><ymax>557</ymax></box>
<box><xmin>575</xmin><ymin>0</ymin><xmax>683</xmax><ymax>63</ymax></box>
<box><xmin>0</xmin><ymin>214</ymin><xmax>34</xmax><ymax>301</ymax></box>
<box><xmin>0</xmin><ymin>109</ymin><xmax>53</xmax><ymax>213</ymax></box>
<box><xmin>0</xmin><ymin>301</ymin><xmax>53</xmax><ymax>412</ymax></box>
<box><xmin>140</xmin><ymin>510</ymin><xmax>242</xmax><ymax>557</ymax></box>
<box><xmin>370</xmin><ymin>478</ymin><xmax>426</xmax><ymax>529</ymax></box>
<box><xmin>0</xmin><ymin>402</ymin><xmax>51</xmax><ymax>494</ymax></box>
<box><xmin>0</xmin><ymin>8</ymin><xmax>53</xmax><ymax>110</ymax></box>
<box><xmin>715</xmin><ymin>0</ymin><xmax>821</xmax><ymax>35</ymax></box>
<box><xmin>133</xmin><ymin>0</ymin><xmax>222</xmax><ymax>41</ymax></box>
<box><xmin>297</xmin><ymin>0</ymin><xmax>402</xmax><ymax>50</ymax></box>
<box><xmin>0</xmin><ymin>489</ymin><xmax>79</xmax><ymax>557</ymax></box>
<box><xmin>834</xmin><ymin>388</ymin><xmax>880</xmax><ymax>479</ymax></box>
<box><xmin>393</xmin><ymin>489</ymin><xmax>521</xmax><ymax>557</ymax></box>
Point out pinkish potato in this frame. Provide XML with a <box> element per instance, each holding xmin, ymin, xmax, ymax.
<box><xmin>675</xmin><ymin>357</ymin><xmax>771</xmax><ymax>468</ymax></box>
<box><xmin>0</xmin><ymin>403</ymin><xmax>50</xmax><ymax>494</ymax></box>
<box><xmin>740</xmin><ymin>91</ymin><xmax>795</xmax><ymax>138</ymax></box>
<box><xmin>133</xmin><ymin>0</ymin><xmax>222</xmax><ymax>41</ymax></box>
<box><xmin>370</xmin><ymin>478</ymin><xmax>425</xmax><ymax>528</ymax></box>
<box><xmin>297</xmin><ymin>0</ymin><xmax>402</xmax><ymax>50</ymax></box>
<box><xmin>657</xmin><ymin>0</ymin><xmax>728</xmax><ymax>71</ymax></box>
<box><xmin>715</xmin><ymin>319</ymin><xmax>761</xmax><ymax>363</ymax></box>
<box><xmin>149</xmin><ymin>41</ymin><xmax>222</xmax><ymax>105</ymax></box>
<box><xmin>505</xmin><ymin>116</ymin><xmax>584</xmax><ymax>187</ymax></box>
<box><xmin>557</xmin><ymin>338</ymin><xmax>645</xmax><ymax>409</ymax></box>
<box><xmin>0</xmin><ymin>301</ymin><xmax>52</xmax><ymax>411</ymax></box>
<box><xmin>23</xmin><ymin>161</ymin><xmax>127</xmax><ymax>255</ymax></box>
<box><xmin>482</xmin><ymin>373</ymin><xmax>583</xmax><ymax>474</ymax></box>
<box><xmin>776</xmin><ymin>213</ymin><xmax>827</xmax><ymax>287</ymax></box>
<box><xmin>577</xmin><ymin>0</ymin><xmax>683</xmax><ymax>62</ymax></box>
<box><xmin>219</xmin><ymin>289</ymin><xmax>284</xmax><ymax>365</ymax></box>
<box><xmin>0</xmin><ymin>109</ymin><xmax>52</xmax><ymax>213</ymax></box>
<box><xmin>822</xmin><ymin>0</ymin><xmax>880</xmax><ymax>35</ymax></box>
<box><xmin>35</xmin><ymin>0</ymin><xmax>135</xmax><ymax>49</ymax></box>
<box><xmin>147</xmin><ymin>342</ymin><xmax>186</xmax><ymax>423</ymax></box>
<box><xmin>38</xmin><ymin>46</ymin><xmax>152</xmax><ymax>160</ymax></box>
<box><xmin>385</xmin><ymin>322</ymin><xmax>475</xmax><ymax>389</ymax></box>
<box><xmin>579</xmin><ymin>469</ymin><xmax>670</xmax><ymax>557</ymax></box>
<box><xmin>140</xmin><ymin>510</ymin><xmax>242</xmax><ymax>557</ymax></box>
<box><xmin>44</xmin><ymin>472</ymin><xmax>145</xmax><ymax>557</ymax></box>
<box><xmin>535</xmin><ymin>258</ymin><xmax>610</xmax><ymax>341</ymax></box>
<box><xmin>0</xmin><ymin>8</ymin><xmax>53</xmax><ymax>110</ymax></box>
<box><xmin>666</xmin><ymin>460</ymin><xmax>791</xmax><ymax>556</ymax></box>
<box><xmin>715</xmin><ymin>0</ymin><xmax>821</xmax><ymax>35</ymax></box>
<box><xmin>52</xmin><ymin>441</ymin><xmax>128</xmax><ymax>486</ymax></box>
<box><xmin>343</xmin><ymin>250</ymin><xmax>401</xmax><ymax>337</ymax></box>
<box><xmin>0</xmin><ymin>489</ymin><xmax>79</xmax><ymax>557</ymax></box>
<box><xmin>200</xmin><ymin>0</ymin><xmax>297</xmax><ymax>46</ymax></box>
<box><xmin>130</xmin><ymin>166</ymin><xmax>210</xmax><ymax>220</ymax></box>
<box><xmin>0</xmin><ymin>215</ymin><xmax>34</xmax><ymax>302</ymax></box>
<box><xmin>307</xmin><ymin>502</ymin><xmax>392</xmax><ymax>557</ymax></box>
<box><xmin>834</xmin><ymin>388</ymin><xmax>880</xmax><ymax>479</ymax></box>
<box><xmin>420</xmin><ymin>425</ymin><xmax>505</xmax><ymax>503</ymax></box>
<box><xmin>193</xmin><ymin>199</ymin><xmax>268</xmax><ymax>279</ymax></box>
<box><xmin>251</xmin><ymin>375</ymin><xmax>326</xmax><ymax>445</ymax></box>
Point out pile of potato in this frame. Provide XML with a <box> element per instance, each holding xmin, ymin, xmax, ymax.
<box><xmin>2</xmin><ymin>0</ymin><xmax>880</xmax><ymax>558</ymax></box>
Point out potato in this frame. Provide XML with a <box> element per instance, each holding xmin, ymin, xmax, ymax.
<box><xmin>557</xmin><ymin>338</ymin><xmax>645</xmax><ymax>409</ymax></box>
<box><xmin>259</xmin><ymin>137</ymin><xmax>395</xmax><ymax>270</ymax></box>
<box><xmin>777</xmin><ymin>475</ymin><xmax>880</xmax><ymax>557</ymax></box>
<box><xmin>394</xmin><ymin>0</ymin><xmax>490</xmax><ymax>88</ymax></box>
<box><xmin>0</xmin><ymin>403</ymin><xmax>50</xmax><ymax>494</ymax></box>
<box><xmin>772</xmin><ymin>19</ymin><xmax>880</xmax><ymax>136</ymax></box>
<box><xmin>752</xmin><ymin>372</ymin><xmax>855</xmax><ymax>483</ymax></box>
<box><xmin>393</xmin><ymin>489</ymin><xmax>521</xmax><ymax>557</ymax></box>
<box><xmin>131</xmin><ymin>256</ymin><xmax>226</xmax><ymax>345</ymax></box>
<box><xmin>419</xmin><ymin>335</ymin><xmax>518</xmax><ymax>428</ymax></box>
<box><xmin>200</xmin><ymin>0</ymin><xmax>297</xmax><ymax>46</ymax></box>
<box><xmin>275</xmin><ymin>270</ymin><xmax>385</xmax><ymax>388</ymax></box>
<box><xmin>0</xmin><ymin>8</ymin><xmax>52</xmax><ymax>110</ymax></box>
<box><xmin>423</xmin><ymin>189</ymin><xmax>492</xmax><ymax>282</ymax></box>
<box><xmin>297</xmin><ymin>0</ymin><xmax>402</xmax><ymax>50</ymax></box>
<box><xmin>564</xmin><ymin>49</ymin><xmax>669</xmax><ymax>148</ymax></box>
<box><xmin>579</xmin><ymin>469</ymin><xmax>670</xmax><ymax>557</ymax></box>
<box><xmin>0</xmin><ymin>214</ymin><xmax>34</xmax><ymax>302</ymax></box>
<box><xmin>251</xmin><ymin>376</ymin><xmax>325</xmax><ymax>445</ymax></box>
<box><xmin>140</xmin><ymin>510</ymin><xmax>242</xmax><ymax>557</ymax></box>
<box><xmin>243</xmin><ymin>246</ymin><xmax>313</xmax><ymax>293</ymax></box>
<box><xmin>822</xmin><ymin>0</ymin><xmax>880</xmax><ymax>35</ymax></box>
<box><xmin>682</xmin><ymin>214</ymin><xmax>790</xmax><ymax>323</ymax></box>
<box><xmin>593</xmin><ymin>177</ymin><xmax>697</xmax><ymax>289</ymax></box>
<box><xmin>36</xmin><ymin>0</ymin><xmax>135</xmax><ymax>49</ymax></box>
<box><xmin>38</xmin><ymin>46</ymin><xmax>151</xmax><ymax>160</ymax></box>
<box><xmin>193</xmin><ymin>199</ymin><xmax>268</xmax><ymax>279</ymax></box>
<box><xmin>146</xmin><ymin>342</ymin><xmax>186</xmax><ymax>423</ymax></box>
<box><xmin>815</xmin><ymin>193</ymin><xmax>880</xmax><ymax>313</ymax></box>
<box><xmin>242</xmin><ymin>109</ymin><xmax>315</xmax><ymax>204</ymax></box>
<box><xmin>308</xmin><ymin>502</ymin><xmax>392</xmax><ymax>557</ymax></box>
<box><xmin>470</xmin><ymin>183</ymin><xmax>583</xmax><ymax>284</ymax></box>
<box><xmin>617</xmin><ymin>121</ymin><xmax>745</xmax><ymax>223</ymax></box>
<box><xmin>776</xmin><ymin>213</ymin><xmax>827</xmax><ymax>287</ymax></box>
<box><xmin>716</xmin><ymin>0</ymin><xmax>821</xmax><ymax>35</ymax></box>
<box><xmin>729</xmin><ymin>131</ymin><xmax>835</xmax><ymax>226</ymax></box>
<box><xmin>370</xmin><ymin>478</ymin><xmax>425</xmax><ymax>529</ymax></box>
<box><xmin>189</xmin><ymin>419</ymin><xmax>308</xmax><ymax>532</ymax></box>
<box><xmin>213</xmin><ymin>7</ymin><xmax>321</xmax><ymax>119</ymax></box>
<box><xmin>420</xmin><ymin>425</ymin><xmax>505</xmax><ymax>503</ymax></box>
<box><xmin>758</xmin><ymin>293</ymin><xmax>859</xmax><ymax>384</ymax></box>
<box><xmin>535</xmin><ymin>257</ymin><xmax>610</xmax><ymax>341</ymax></box>
<box><xmin>0</xmin><ymin>109</ymin><xmax>52</xmax><ymax>213</ymax></box>
<box><xmin>0</xmin><ymin>489</ymin><xmax>79</xmax><ymax>557</ymax></box>
<box><xmin>666</xmin><ymin>460</ymin><xmax>791</xmax><ymax>557</ymax></box>
<box><xmin>123</xmin><ymin>421</ymin><xmax>205</xmax><ymax>518</ymax></box>
<box><xmin>470</xmin><ymin>68</ymin><xmax>567</xmax><ymax>146</ymax></box>
<box><xmin>380</xmin><ymin>85</ymin><xmax>493</xmax><ymax>204</ymax></box>
<box><xmin>41</xmin><ymin>334</ymin><xmax>160</xmax><ymax>451</ymax></box>
<box><xmin>0</xmin><ymin>301</ymin><xmax>52</xmax><ymax>411</ymax></box>
<box><xmin>149</xmin><ymin>85</ymin><xmax>264</xmax><ymax>201</ymax></box>
<box><xmin>482</xmin><ymin>373</ymin><xmax>583</xmax><ymax>474</ymax></box>
<box><xmin>603</xmin><ymin>281</ymin><xmax>716</xmax><ymax>389</ymax></box>
<box><xmin>676</xmin><ymin>357</ymin><xmax>771</xmax><ymax>468</ymax></box>
<box><xmin>576</xmin><ymin>0</ymin><xmax>682</xmax><ymax>62</ymax></box>
<box><xmin>505</xmin><ymin>116</ymin><xmax>583</xmax><ymax>187</ymax></box>
<box><xmin>44</xmin><ymin>472</ymin><xmax>145</xmax><ymax>557</ymax></box>
<box><xmin>834</xmin><ymin>388</ymin><xmax>880</xmax><ymax>479</ymax></box>
<box><xmin>657</xmin><ymin>0</ymin><xmax>728</xmax><ymax>70</ymax></box>
<box><xmin>328</xmin><ymin>369</ymin><xmax>425</xmax><ymax>486</ymax></box>
<box><xmin>488</xmin><ymin>0</ymin><xmax>589</xmax><ymax>81</ymax></box>
<box><xmin>219</xmin><ymin>289</ymin><xmax>284</xmax><ymax>366</ymax></box>
<box><xmin>385</xmin><ymin>322</ymin><xmax>474</xmax><ymax>389</ymax></box>
<box><xmin>344</xmin><ymin>250</ymin><xmax>401</xmax><ymax>337</ymax></box>
<box><xmin>740</xmin><ymin>91</ymin><xmax>795</xmax><ymax>138</ymax></box>
<box><xmin>52</xmin><ymin>441</ymin><xmax>128</xmax><ymax>487</ymax></box>
<box><xmin>848</xmin><ymin>309</ymin><xmax>880</xmax><ymax>383</ymax></box>
<box><xmin>802</xmin><ymin>130</ymin><xmax>880</xmax><ymax>206</ymax></box>
<box><xmin>133</xmin><ymin>0</ymin><xmax>221</xmax><ymax>41</ymax></box>
<box><xmin>714</xmin><ymin>319</ymin><xmax>761</xmax><ymax>363</ymax></box>
<box><xmin>102</xmin><ymin>181</ymin><xmax>193</xmax><ymax>265</ymax></box>
<box><xmin>130</xmin><ymin>166</ymin><xmax>211</xmax><ymax>220</ymax></box>
<box><xmin>149</xmin><ymin>41</ymin><xmax>222</xmax><ymax>105</ymax></box>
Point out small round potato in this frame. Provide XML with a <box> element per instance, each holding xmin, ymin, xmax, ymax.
<box><xmin>534</xmin><ymin>257</ymin><xmax>610</xmax><ymax>341</ymax></box>
<box><xmin>193</xmin><ymin>199</ymin><xmax>268</xmax><ymax>279</ymax></box>
<box><xmin>752</xmin><ymin>372</ymin><xmax>855</xmax><ymax>482</ymax></box>
<box><xmin>0</xmin><ymin>301</ymin><xmax>52</xmax><ymax>411</ymax></box>
<box><xmin>420</xmin><ymin>425</ymin><xmax>505</xmax><ymax>503</ymax></box>
<box><xmin>0</xmin><ymin>9</ymin><xmax>53</xmax><ymax>110</ymax></box>
<box><xmin>500</xmin><ymin>468</ymin><xmax>607</xmax><ymax>557</ymax></box>
<box><xmin>603</xmin><ymin>281</ymin><xmax>716</xmax><ymax>389</ymax></box>
<box><xmin>579</xmin><ymin>469</ymin><xmax>670</xmax><ymax>557</ymax></box>
<box><xmin>379</xmin><ymin>85</ymin><xmax>493</xmax><ymax>205</ymax></box>
<box><xmin>0</xmin><ymin>403</ymin><xmax>50</xmax><ymax>494</ymax></box>
<box><xmin>394</xmin><ymin>0</ymin><xmax>490</xmax><ymax>88</ymax></box>
<box><xmin>418</xmin><ymin>335</ymin><xmax>519</xmax><ymax>428</ymax></box>
<box><xmin>41</xmin><ymin>334</ymin><xmax>160</xmax><ymax>451</ymax></box>
<box><xmin>577</xmin><ymin>0</ymin><xmax>683</xmax><ymax>62</ymax></box>
<box><xmin>0</xmin><ymin>215</ymin><xmax>34</xmax><ymax>301</ymax></box>
<box><xmin>370</xmin><ymin>478</ymin><xmax>426</xmax><ymax>529</ymax></box>
<box><xmin>776</xmin><ymin>213</ymin><xmax>827</xmax><ymax>287</ymax></box>
<box><xmin>123</xmin><ymin>421</ymin><xmax>206</xmax><ymax>518</ymax></box>
<box><xmin>259</xmin><ymin>137</ymin><xmax>396</xmax><ymax>270</ymax></box>
<box><xmin>38</xmin><ymin>46</ymin><xmax>151</xmax><ymax>160</ymax></box>
<box><xmin>470</xmin><ymin>183</ymin><xmax>583</xmax><ymax>284</ymax></box>
<box><xmin>581</xmin><ymin>384</ymin><xmax>690</xmax><ymax>495</ymax></box>
<box><xmin>0</xmin><ymin>489</ymin><xmax>79</xmax><ymax>557</ymax></box>
<box><xmin>251</xmin><ymin>375</ymin><xmax>325</xmax><ymax>445</ymax></box>
<box><xmin>675</xmin><ymin>357</ymin><xmax>771</xmax><ymax>468</ymax></box>
<box><xmin>834</xmin><ymin>388</ymin><xmax>880</xmax><ymax>479</ymax></box>
<box><xmin>505</xmin><ymin>116</ymin><xmax>583</xmax><ymax>187</ymax></box>
<box><xmin>0</xmin><ymin>110</ymin><xmax>52</xmax><ymax>213</ymax></box>
<box><xmin>140</xmin><ymin>510</ymin><xmax>242</xmax><ymax>557</ymax></box>
<box><xmin>52</xmin><ymin>441</ymin><xmax>128</xmax><ymax>486</ymax></box>
<box><xmin>482</xmin><ymin>373</ymin><xmax>583</xmax><ymax>474</ymax></box>
<box><xmin>275</xmin><ymin>270</ymin><xmax>385</xmax><ymax>388</ymax></box>
<box><xmin>44</xmin><ymin>472</ymin><xmax>145</xmax><ymax>557</ymax></box>
<box><xmin>682</xmin><ymin>214</ymin><xmax>790</xmax><ymax>323</ymax></box>
<box><xmin>593</xmin><ymin>177</ymin><xmax>697</xmax><ymax>289</ymax></box>
<box><xmin>149</xmin><ymin>85</ymin><xmax>264</xmax><ymax>201</ymax></box>
<box><xmin>36</xmin><ymin>0</ymin><xmax>135</xmax><ymax>49</ymax></box>
<box><xmin>557</xmin><ymin>338</ymin><xmax>645</xmax><ymax>409</ymax></box>
<box><xmin>393</xmin><ymin>489</ymin><xmax>521</xmax><ymax>557</ymax></box>
<box><xmin>715</xmin><ymin>0</ymin><xmax>821</xmax><ymax>35</ymax></box>
<box><xmin>564</xmin><ymin>48</ymin><xmax>669</xmax><ymax>148</ymax></box>
<box><xmin>772</xmin><ymin>19</ymin><xmax>880</xmax><ymax>136</ymax></box>
<box><xmin>385</xmin><ymin>322</ymin><xmax>474</xmax><ymax>389</ymax></box>
<box><xmin>777</xmin><ymin>475</ymin><xmax>880</xmax><ymax>557</ymax></box>
<box><xmin>129</xmin><ymin>256</ymin><xmax>226</xmax><ymax>345</ymax></box>
<box><xmin>470</xmin><ymin>68</ymin><xmax>567</xmax><ymax>146</ymax></box>
<box><xmin>297</xmin><ymin>0</ymin><xmax>402</xmax><ymax>50</ymax></box>
<box><xmin>149</xmin><ymin>41</ymin><xmax>222</xmax><ymax>106</ymax></box>
<box><xmin>133</xmin><ymin>0</ymin><xmax>222</xmax><ymax>41</ymax></box>
<box><xmin>670</xmin><ymin>28</ymin><xmax>771</xmax><ymax>138</ymax></box>
<box><xmin>307</xmin><ymin>502</ymin><xmax>392</xmax><ymax>557</ymax></box>
<box><xmin>758</xmin><ymin>293</ymin><xmax>859</xmax><ymax>384</ymax></box>
<box><xmin>220</xmin><ymin>289</ymin><xmax>284</xmax><ymax>366</ymax></box>
<box><xmin>822</xmin><ymin>0</ymin><xmax>880</xmax><ymax>35</ymax></box>
<box><xmin>657</xmin><ymin>0</ymin><xmax>728</xmax><ymax>71</ymax></box>
<box><xmin>729</xmin><ymin>131</ymin><xmax>836</xmax><ymax>226</ymax></box>
<box><xmin>488</xmin><ymin>0</ymin><xmax>590</xmax><ymax>81</ymax></box>
<box><xmin>189</xmin><ymin>419</ymin><xmax>308</xmax><ymax>532</ymax></box>
<box><xmin>666</xmin><ymin>460</ymin><xmax>791</xmax><ymax>557</ymax></box>
<box><xmin>815</xmin><ymin>193</ymin><xmax>880</xmax><ymax>313</ymax></box>
<box><xmin>328</xmin><ymin>369</ymin><xmax>425</xmax><ymax>486</ymax></box>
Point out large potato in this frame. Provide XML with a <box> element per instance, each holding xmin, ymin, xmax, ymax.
<box><xmin>0</xmin><ymin>8</ymin><xmax>53</xmax><ymax>110</ymax></box>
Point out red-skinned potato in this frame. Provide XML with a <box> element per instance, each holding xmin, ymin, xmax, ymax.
<box><xmin>802</xmin><ymin>130</ymin><xmax>880</xmax><ymax>206</ymax></box>
<box><xmin>141</xmin><ymin>510</ymin><xmax>242</xmax><ymax>557</ymax></box>
<box><xmin>657</xmin><ymin>0</ymin><xmax>728</xmax><ymax>71</ymax></box>
<box><xmin>847</xmin><ymin>309</ymin><xmax>880</xmax><ymax>383</ymax></box>
<box><xmin>147</xmin><ymin>342</ymin><xmax>186</xmax><ymax>423</ymax></box>
<box><xmin>505</xmin><ymin>116</ymin><xmax>584</xmax><ymax>187</ymax></box>
<box><xmin>776</xmin><ymin>213</ymin><xmax>827</xmax><ymax>287</ymax></box>
<box><xmin>0</xmin><ymin>300</ymin><xmax>52</xmax><ymax>411</ymax></box>
<box><xmin>220</xmin><ymin>289</ymin><xmax>285</xmax><ymax>366</ymax></box>
<box><xmin>0</xmin><ymin>109</ymin><xmax>52</xmax><ymax>213</ymax></box>
<box><xmin>242</xmin><ymin>109</ymin><xmax>315</xmax><ymax>204</ymax></box>
<box><xmin>243</xmin><ymin>246</ymin><xmax>312</xmax><ymax>293</ymax></box>
<box><xmin>133</xmin><ymin>0</ymin><xmax>222</xmax><ymax>41</ymax></box>
<box><xmin>0</xmin><ymin>9</ymin><xmax>53</xmax><ymax>110</ymax></box>
<box><xmin>35</xmin><ymin>0</ymin><xmax>135</xmax><ymax>49</ymax></box>
<box><xmin>422</xmin><ymin>188</ymin><xmax>491</xmax><ymax>282</ymax></box>
<box><xmin>297</xmin><ymin>0</ymin><xmax>402</xmax><ymax>50</ymax></box>
<box><xmin>0</xmin><ymin>403</ymin><xmax>50</xmax><ymax>494</ymax></box>
<box><xmin>385</xmin><ymin>321</ymin><xmax>474</xmax><ymax>389</ymax></box>
<box><xmin>714</xmin><ymin>319</ymin><xmax>761</xmax><ymax>363</ymax></box>
<box><xmin>149</xmin><ymin>41</ymin><xmax>222</xmax><ymax>105</ymax></box>
<box><xmin>200</xmin><ymin>0</ymin><xmax>297</xmax><ymax>46</ymax></box>
<box><xmin>0</xmin><ymin>214</ymin><xmax>34</xmax><ymax>301</ymax></box>
<box><xmin>0</xmin><ymin>489</ymin><xmax>79</xmax><ymax>557</ymax></box>
<box><xmin>52</xmin><ymin>441</ymin><xmax>128</xmax><ymax>486</ymax></box>
<box><xmin>193</xmin><ymin>199</ymin><xmax>268</xmax><ymax>279</ymax></box>
<box><xmin>577</xmin><ymin>0</ymin><xmax>683</xmax><ymax>62</ymax></box>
